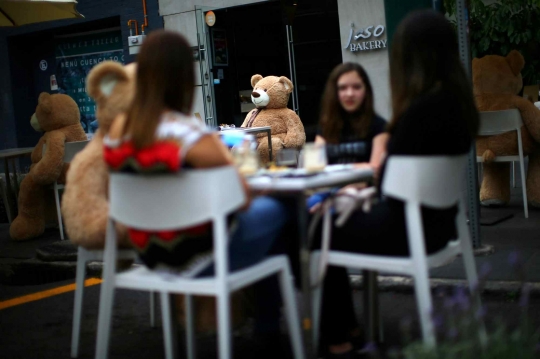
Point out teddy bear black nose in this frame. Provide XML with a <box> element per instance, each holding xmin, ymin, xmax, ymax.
<box><xmin>251</xmin><ymin>92</ymin><xmax>260</xmax><ymax>98</ymax></box>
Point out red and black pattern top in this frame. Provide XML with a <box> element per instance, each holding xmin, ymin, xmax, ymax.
<box><xmin>103</xmin><ymin>113</ymin><xmax>214</xmax><ymax>275</ymax></box>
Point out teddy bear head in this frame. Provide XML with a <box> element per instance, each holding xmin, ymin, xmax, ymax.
<box><xmin>250</xmin><ymin>74</ymin><xmax>294</xmax><ymax>109</ymax></box>
<box><xmin>472</xmin><ymin>50</ymin><xmax>525</xmax><ymax>96</ymax></box>
<box><xmin>86</xmin><ymin>61</ymin><xmax>137</xmax><ymax>133</ymax></box>
<box><xmin>30</xmin><ymin>93</ymin><xmax>80</xmax><ymax>133</ymax></box>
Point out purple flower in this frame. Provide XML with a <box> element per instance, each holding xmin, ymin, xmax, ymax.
<box><xmin>361</xmin><ymin>342</ymin><xmax>378</xmax><ymax>353</ymax></box>
<box><xmin>475</xmin><ymin>305</ymin><xmax>487</xmax><ymax>319</ymax></box>
<box><xmin>479</xmin><ymin>262</ymin><xmax>492</xmax><ymax>279</ymax></box>
<box><xmin>508</xmin><ymin>251</ymin><xmax>521</xmax><ymax>267</ymax></box>
<box><xmin>432</xmin><ymin>314</ymin><xmax>444</xmax><ymax>328</ymax></box>
<box><xmin>447</xmin><ymin>327</ymin><xmax>458</xmax><ymax>339</ymax></box>
<box><xmin>519</xmin><ymin>283</ymin><xmax>532</xmax><ymax>308</ymax></box>
<box><xmin>453</xmin><ymin>286</ymin><xmax>470</xmax><ymax>311</ymax></box>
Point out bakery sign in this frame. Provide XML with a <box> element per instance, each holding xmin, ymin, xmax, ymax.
<box><xmin>344</xmin><ymin>23</ymin><xmax>387</xmax><ymax>52</ymax></box>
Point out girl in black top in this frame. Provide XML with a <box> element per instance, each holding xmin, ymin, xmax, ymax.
<box><xmin>318</xmin><ymin>10</ymin><xmax>479</xmax><ymax>358</ymax></box>
<box><xmin>316</xmin><ymin>62</ymin><xmax>388</xmax><ymax>167</ymax></box>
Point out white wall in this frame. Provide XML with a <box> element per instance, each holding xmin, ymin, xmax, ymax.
<box><xmin>337</xmin><ymin>0</ymin><xmax>391</xmax><ymax>120</ymax></box>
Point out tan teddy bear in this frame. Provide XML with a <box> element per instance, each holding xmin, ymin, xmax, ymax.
<box><xmin>62</xmin><ymin>61</ymin><xmax>136</xmax><ymax>248</ymax></box>
<box><xmin>474</xmin><ymin>50</ymin><xmax>540</xmax><ymax>207</ymax></box>
<box><xmin>9</xmin><ymin>93</ymin><xmax>87</xmax><ymax>241</ymax></box>
<box><xmin>241</xmin><ymin>74</ymin><xmax>306</xmax><ymax>163</ymax></box>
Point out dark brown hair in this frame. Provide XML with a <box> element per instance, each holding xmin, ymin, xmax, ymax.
<box><xmin>319</xmin><ymin>62</ymin><xmax>375</xmax><ymax>144</ymax></box>
<box><xmin>388</xmin><ymin>9</ymin><xmax>478</xmax><ymax>136</ymax></box>
<box><xmin>125</xmin><ymin>30</ymin><xmax>195</xmax><ymax>148</ymax></box>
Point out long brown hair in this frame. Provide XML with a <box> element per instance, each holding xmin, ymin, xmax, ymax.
<box><xmin>124</xmin><ymin>30</ymin><xmax>195</xmax><ymax>148</ymax></box>
<box><xmin>388</xmin><ymin>10</ymin><xmax>478</xmax><ymax>136</ymax></box>
<box><xmin>319</xmin><ymin>62</ymin><xmax>375</xmax><ymax>144</ymax></box>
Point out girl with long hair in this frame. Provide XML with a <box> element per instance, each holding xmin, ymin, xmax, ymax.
<box><xmin>317</xmin><ymin>10</ymin><xmax>479</xmax><ymax>358</ymax></box>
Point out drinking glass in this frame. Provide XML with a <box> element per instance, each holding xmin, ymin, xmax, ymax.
<box><xmin>301</xmin><ymin>143</ymin><xmax>327</xmax><ymax>172</ymax></box>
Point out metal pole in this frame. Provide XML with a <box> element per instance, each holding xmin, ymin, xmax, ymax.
<box><xmin>286</xmin><ymin>25</ymin><xmax>300</xmax><ymax>116</ymax></box>
<box><xmin>456</xmin><ymin>0</ymin><xmax>481</xmax><ymax>248</ymax></box>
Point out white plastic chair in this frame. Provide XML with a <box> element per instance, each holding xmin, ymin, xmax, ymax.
<box><xmin>43</xmin><ymin>140</ymin><xmax>90</xmax><ymax>239</ymax></box>
<box><xmin>476</xmin><ymin>109</ymin><xmax>528</xmax><ymax>218</ymax></box>
<box><xmin>95</xmin><ymin>166</ymin><xmax>305</xmax><ymax>359</ymax></box>
<box><xmin>311</xmin><ymin>155</ymin><xmax>483</xmax><ymax>348</ymax></box>
<box><xmin>70</xmin><ymin>247</ymin><xmax>158</xmax><ymax>358</ymax></box>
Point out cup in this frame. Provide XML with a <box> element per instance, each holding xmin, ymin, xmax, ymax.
<box><xmin>231</xmin><ymin>138</ymin><xmax>259</xmax><ymax>176</ymax></box>
<box><xmin>301</xmin><ymin>143</ymin><xmax>327</xmax><ymax>173</ymax></box>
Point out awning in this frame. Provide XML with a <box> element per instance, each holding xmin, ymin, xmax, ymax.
<box><xmin>0</xmin><ymin>0</ymin><xmax>84</xmax><ymax>27</ymax></box>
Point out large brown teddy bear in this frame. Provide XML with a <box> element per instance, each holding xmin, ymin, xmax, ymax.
<box><xmin>241</xmin><ymin>74</ymin><xmax>305</xmax><ymax>163</ymax></box>
<box><xmin>61</xmin><ymin>61</ymin><xmax>135</xmax><ymax>248</ymax></box>
<box><xmin>474</xmin><ymin>50</ymin><xmax>540</xmax><ymax>207</ymax></box>
<box><xmin>9</xmin><ymin>93</ymin><xmax>87</xmax><ymax>241</ymax></box>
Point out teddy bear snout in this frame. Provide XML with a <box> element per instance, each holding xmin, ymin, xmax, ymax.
<box><xmin>251</xmin><ymin>89</ymin><xmax>270</xmax><ymax>107</ymax></box>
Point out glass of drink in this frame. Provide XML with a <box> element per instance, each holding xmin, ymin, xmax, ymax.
<box><xmin>301</xmin><ymin>143</ymin><xmax>327</xmax><ymax>173</ymax></box>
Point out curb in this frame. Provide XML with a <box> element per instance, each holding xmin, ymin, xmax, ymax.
<box><xmin>349</xmin><ymin>274</ymin><xmax>540</xmax><ymax>295</ymax></box>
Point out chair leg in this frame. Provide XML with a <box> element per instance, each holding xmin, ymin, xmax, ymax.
<box><xmin>94</xmin><ymin>271</ymin><xmax>116</xmax><ymax>359</ymax></box>
<box><xmin>413</xmin><ymin>272</ymin><xmax>436</xmax><ymax>348</ymax></box>
<box><xmin>518</xmin><ymin>160</ymin><xmax>528</xmax><ymax>218</ymax></box>
<box><xmin>461</xmin><ymin>240</ymin><xmax>488</xmax><ymax>347</ymax></box>
<box><xmin>217</xmin><ymin>293</ymin><xmax>232</xmax><ymax>359</ymax></box>
<box><xmin>53</xmin><ymin>183</ymin><xmax>65</xmax><ymax>240</ymax></box>
<box><xmin>512</xmin><ymin>162</ymin><xmax>516</xmax><ymax>188</ymax></box>
<box><xmin>185</xmin><ymin>295</ymin><xmax>196</xmax><ymax>359</ymax></box>
<box><xmin>150</xmin><ymin>292</ymin><xmax>157</xmax><ymax>328</ymax></box>
<box><xmin>71</xmin><ymin>247</ymin><xmax>88</xmax><ymax>358</ymax></box>
<box><xmin>160</xmin><ymin>292</ymin><xmax>177</xmax><ymax>359</ymax></box>
<box><xmin>279</xmin><ymin>265</ymin><xmax>306</xmax><ymax>359</ymax></box>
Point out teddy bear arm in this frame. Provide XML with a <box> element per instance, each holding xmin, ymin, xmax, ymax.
<box><xmin>283</xmin><ymin>113</ymin><xmax>306</xmax><ymax>149</ymax></box>
<box><xmin>32</xmin><ymin>131</ymin><xmax>67</xmax><ymax>185</ymax></box>
<box><xmin>512</xmin><ymin>96</ymin><xmax>540</xmax><ymax>143</ymax></box>
<box><xmin>31</xmin><ymin>136</ymin><xmax>46</xmax><ymax>164</ymax></box>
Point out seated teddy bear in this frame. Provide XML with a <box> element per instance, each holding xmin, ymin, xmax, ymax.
<box><xmin>241</xmin><ymin>74</ymin><xmax>306</xmax><ymax>163</ymax></box>
<box><xmin>10</xmin><ymin>93</ymin><xmax>87</xmax><ymax>241</ymax></box>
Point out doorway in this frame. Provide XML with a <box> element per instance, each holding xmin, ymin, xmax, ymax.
<box><xmin>197</xmin><ymin>0</ymin><xmax>343</xmax><ymax>141</ymax></box>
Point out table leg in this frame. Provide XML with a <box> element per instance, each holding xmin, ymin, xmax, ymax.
<box><xmin>297</xmin><ymin>193</ymin><xmax>314</xmax><ymax>358</ymax></box>
<box><xmin>363</xmin><ymin>270</ymin><xmax>382</xmax><ymax>345</ymax></box>
<box><xmin>3</xmin><ymin>158</ymin><xmax>15</xmax><ymax>223</ymax></box>
<box><xmin>267</xmin><ymin>130</ymin><xmax>273</xmax><ymax>162</ymax></box>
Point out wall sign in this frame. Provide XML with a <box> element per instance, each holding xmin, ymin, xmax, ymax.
<box><xmin>39</xmin><ymin>60</ymin><xmax>48</xmax><ymax>71</ymax></box>
<box><xmin>344</xmin><ymin>23</ymin><xmax>388</xmax><ymax>53</ymax></box>
<box><xmin>55</xmin><ymin>29</ymin><xmax>124</xmax><ymax>134</ymax></box>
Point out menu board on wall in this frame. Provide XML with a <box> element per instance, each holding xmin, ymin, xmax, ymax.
<box><xmin>55</xmin><ymin>29</ymin><xmax>124</xmax><ymax>134</ymax></box>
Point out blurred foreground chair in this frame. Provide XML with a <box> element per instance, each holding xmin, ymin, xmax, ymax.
<box><xmin>95</xmin><ymin>166</ymin><xmax>305</xmax><ymax>359</ymax></box>
<box><xmin>311</xmin><ymin>155</ymin><xmax>484</xmax><ymax>348</ymax></box>
<box><xmin>43</xmin><ymin>140</ymin><xmax>90</xmax><ymax>240</ymax></box>
<box><xmin>476</xmin><ymin>109</ymin><xmax>528</xmax><ymax>218</ymax></box>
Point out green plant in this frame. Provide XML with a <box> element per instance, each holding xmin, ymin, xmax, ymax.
<box><xmin>391</xmin><ymin>255</ymin><xmax>540</xmax><ymax>359</ymax></box>
<box><xmin>444</xmin><ymin>0</ymin><xmax>540</xmax><ymax>85</ymax></box>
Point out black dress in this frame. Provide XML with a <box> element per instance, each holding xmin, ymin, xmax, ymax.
<box><xmin>321</xmin><ymin>114</ymin><xmax>387</xmax><ymax>164</ymax></box>
<box><xmin>319</xmin><ymin>87</ymin><xmax>475</xmax><ymax>345</ymax></box>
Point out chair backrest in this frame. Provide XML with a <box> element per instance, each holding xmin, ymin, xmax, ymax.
<box><xmin>42</xmin><ymin>140</ymin><xmax>90</xmax><ymax>163</ymax></box>
<box><xmin>478</xmin><ymin>109</ymin><xmax>523</xmax><ymax>136</ymax></box>
<box><xmin>108</xmin><ymin>166</ymin><xmax>245</xmax><ymax>230</ymax></box>
<box><xmin>382</xmin><ymin>155</ymin><xmax>468</xmax><ymax>208</ymax></box>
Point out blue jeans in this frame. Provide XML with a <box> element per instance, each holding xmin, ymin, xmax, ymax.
<box><xmin>198</xmin><ymin>196</ymin><xmax>292</xmax><ymax>276</ymax></box>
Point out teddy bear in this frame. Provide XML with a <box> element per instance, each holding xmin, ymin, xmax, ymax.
<box><xmin>9</xmin><ymin>93</ymin><xmax>87</xmax><ymax>241</ymax></box>
<box><xmin>61</xmin><ymin>61</ymin><xmax>136</xmax><ymax>249</ymax></box>
<box><xmin>241</xmin><ymin>74</ymin><xmax>306</xmax><ymax>163</ymax></box>
<box><xmin>474</xmin><ymin>50</ymin><xmax>540</xmax><ymax>207</ymax></box>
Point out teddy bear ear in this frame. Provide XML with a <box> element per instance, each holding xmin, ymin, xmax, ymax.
<box><xmin>278</xmin><ymin>76</ymin><xmax>294</xmax><ymax>94</ymax></box>
<box><xmin>86</xmin><ymin>61</ymin><xmax>130</xmax><ymax>100</ymax></box>
<box><xmin>251</xmin><ymin>74</ymin><xmax>263</xmax><ymax>88</ymax></box>
<box><xmin>506</xmin><ymin>50</ymin><xmax>525</xmax><ymax>76</ymax></box>
<box><xmin>38</xmin><ymin>92</ymin><xmax>52</xmax><ymax>114</ymax></box>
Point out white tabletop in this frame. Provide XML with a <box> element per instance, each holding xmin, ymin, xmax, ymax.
<box><xmin>220</xmin><ymin>126</ymin><xmax>271</xmax><ymax>133</ymax></box>
<box><xmin>247</xmin><ymin>165</ymin><xmax>373</xmax><ymax>192</ymax></box>
<box><xmin>0</xmin><ymin>147</ymin><xmax>34</xmax><ymax>158</ymax></box>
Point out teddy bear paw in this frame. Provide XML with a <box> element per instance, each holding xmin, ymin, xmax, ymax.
<box><xmin>9</xmin><ymin>215</ymin><xmax>46</xmax><ymax>241</ymax></box>
<box><xmin>480</xmin><ymin>198</ymin><xmax>508</xmax><ymax>207</ymax></box>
